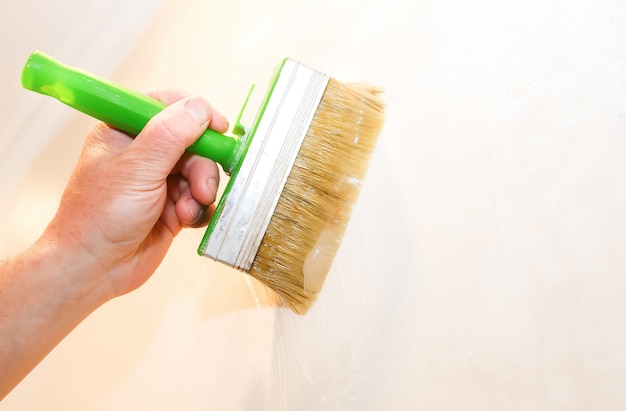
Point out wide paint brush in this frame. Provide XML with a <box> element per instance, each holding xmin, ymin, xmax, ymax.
<box><xmin>21</xmin><ymin>51</ymin><xmax>385</xmax><ymax>314</ymax></box>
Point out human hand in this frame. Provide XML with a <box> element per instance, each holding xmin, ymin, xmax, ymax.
<box><xmin>41</xmin><ymin>89</ymin><xmax>228</xmax><ymax>303</ymax></box>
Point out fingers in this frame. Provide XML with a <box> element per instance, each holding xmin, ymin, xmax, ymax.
<box><xmin>125</xmin><ymin>96</ymin><xmax>211</xmax><ymax>176</ymax></box>
<box><xmin>146</xmin><ymin>88</ymin><xmax>229</xmax><ymax>133</ymax></box>
<box><xmin>122</xmin><ymin>88</ymin><xmax>226</xmax><ymax>228</ymax></box>
<box><xmin>206</xmin><ymin>109</ymin><xmax>229</xmax><ymax>134</ymax></box>
<box><xmin>168</xmin><ymin>151</ymin><xmax>220</xmax><ymax>228</ymax></box>
<box><xmin>145</xmin><ymin>88</ymin><xmax>190</xmax><ymax>105</ymax></box>
<box><xmin>173</xmin><ymin>153</ymin><xmax>220</xmax><ymax>205</ymax></box>
<box><xmin>126</xmin><ymin>93</ymin><xmax>228</xmax><ymax>179</ymax></box>
<box><xmin>167</xmin><ymin>173</ymin><xmax>217</xmax><ymax>228</ymax></box>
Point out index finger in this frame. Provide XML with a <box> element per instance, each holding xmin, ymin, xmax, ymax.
<box><xmin>146</xmin><ymin>87</ymin><xmax>230</xmax><ymax>133</ymax></box>
<box><xmin>145</xmin><ymin>88</ymin><xmax>190</xmax><ymax>105</ymax></box>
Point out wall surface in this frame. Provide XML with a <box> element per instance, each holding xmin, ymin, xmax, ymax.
<box><xmin>2</xmin><ymin>0</ymin><xmax>626</xmax><ymax>409</ymax></box>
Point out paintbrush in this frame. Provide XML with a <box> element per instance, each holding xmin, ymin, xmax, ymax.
<box><xmin>20</xmin><ymin>51</ymin><xmax>385</xmax><ymax>314</ymax></box>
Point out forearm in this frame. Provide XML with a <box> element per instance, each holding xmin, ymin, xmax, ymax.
<box><xmin>0</xmin><ymin>237</ymin><xmax>109</xmax><ymax>399</ymax></box>
<box><xmin>0</xmin><ymin>92</ymin><xmax>222</xmax><ymax>400</ymax></box>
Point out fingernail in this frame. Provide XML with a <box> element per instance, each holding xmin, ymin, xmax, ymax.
<box><xmin>206</xmin><ymin>177</ymin><xmax>218</xmax><ymax>200</ymax></box>
<box><xmin>185</xmin><ymin>97</ymin><xmax>210</xmax><ymax>125</ymax></box>
<box><xmin>186</xmin><ymin>198</ymin><xmax>202</xmax><ymax>223</ymax></box>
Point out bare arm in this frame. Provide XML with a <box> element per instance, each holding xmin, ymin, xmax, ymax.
<box><xmin>0</xmin><ymin>237</ymin><xmax>107</xmax><ymax>398</ymax></box>
<box><xmin>0</xmin><ymin>90</ymin><xmax>228</xmax><ymax>399</ymax></box>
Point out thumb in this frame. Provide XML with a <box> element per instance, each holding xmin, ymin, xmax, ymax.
<box><xmin>127</xmin><ymin>96</ymin><xmax>212</xmax><ymax>176</ymax></box>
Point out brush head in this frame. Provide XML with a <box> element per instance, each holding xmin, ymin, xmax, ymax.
<box><xmin>248</xmin><ymin>78</ymin><xmax>385</xmax><ymax>314</ymax></box>
<box><xmin>199</xmin><ymin>59</ymin><xmax>385</xmax><ymax>314</ymax></box>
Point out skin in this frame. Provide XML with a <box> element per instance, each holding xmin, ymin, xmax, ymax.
<box><xmin>0</xmin><ymin>89</ymin><xmax>228</xmax><ymax>399</ymax></box>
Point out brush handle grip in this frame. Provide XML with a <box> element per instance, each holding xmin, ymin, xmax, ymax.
<box><xmin>21</xmin><ymin>51</ymin><xmax>240</xmax><ymax>173</ymax></box>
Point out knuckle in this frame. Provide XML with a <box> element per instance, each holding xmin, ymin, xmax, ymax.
<box><xmin>152</xmin><ymin>117</ymin><xmax>181</xmax><ymax>143</ymax></box>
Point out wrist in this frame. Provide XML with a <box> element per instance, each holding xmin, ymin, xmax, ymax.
<box><xmin>35</xmin><ymin>225</ymin><xmax>115</xmax><ymax>311</ymax></box>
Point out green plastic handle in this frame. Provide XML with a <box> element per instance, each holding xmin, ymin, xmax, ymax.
<box><xmin>21</xmin><ymin>50</ymin><xmax>240</xmax><ymax>174</ymax></box>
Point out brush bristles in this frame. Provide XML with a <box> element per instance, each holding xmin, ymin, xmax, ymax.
<box><xmin>248</xmin><ymin>78</ymin><xmax>385</xmax><ymax>314</ymax></box>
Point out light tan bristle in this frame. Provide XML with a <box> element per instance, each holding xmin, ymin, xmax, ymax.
<box><xmin>248</xmin><ymin>78</ymin><xmax>385</xmax><ymax>314</ymax></box>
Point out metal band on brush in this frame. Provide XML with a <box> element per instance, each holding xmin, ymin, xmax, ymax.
<box><xmin>202</xmin><ymin>59</ymin><xmax>329</xmax><ymax>271</ymax></box>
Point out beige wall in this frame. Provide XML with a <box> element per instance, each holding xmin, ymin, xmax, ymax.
<box><xmin>2</xmin><ymin>0</ymin><xmax>626</xmax><ymax>409</ymax></box>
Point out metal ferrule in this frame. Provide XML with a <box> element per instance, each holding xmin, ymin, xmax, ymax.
<box><xmin>202</xmin><ymin>58</ymin><xmax>329</xmax><ymax>271</ymax></box>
